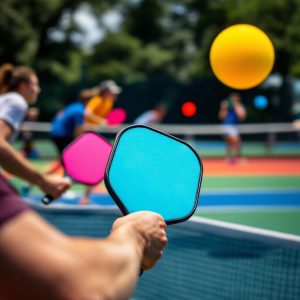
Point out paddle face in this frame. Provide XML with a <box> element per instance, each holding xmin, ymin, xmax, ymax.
<box><xmin>105</xmin><ymin>125</ymin><xmax>203</xmax><ymax>224</ymax></box>
<box><xmin>62</xmin><ymin>132</ymin><xmax>112</xmax><ymax>185</ymax></box>
<box><xmin>107</xmin><ymin>108</ymin><xmax>127</xmax><ymax>125</ymax></box>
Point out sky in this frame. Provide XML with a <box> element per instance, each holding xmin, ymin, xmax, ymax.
<box><xmin>73</xmin><ymin>4</ymin><xmax>122</xmax><ymax>51</ymax></box>
<box><xmin>49</xmin><ymin>4</ymin><xmax>122</xmax><ymax>52</ymax></box>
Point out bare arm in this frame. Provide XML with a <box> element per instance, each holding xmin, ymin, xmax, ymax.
<box><xmin>0</xmin><ymin>211</ymin><xmax>167</xmax><ymax>300</ymax></box>
<box><xmin>84</xmin><ymin>110</ymin><xmax>107</xmax><ymax>126</ymax></box>
<box><xmin>233</xmin><ymin>103</ymin><xmax>247</xmax><ymax>121</ymax></box>
<box><xmin>218</xmin><ymin>101</ymin><xmax>228</xmax><ymax>121</ymax></box>
<box><xmin>0</xmin><ymin>120</ymin><xmax>71</xmax><ymax>198</ymax></box>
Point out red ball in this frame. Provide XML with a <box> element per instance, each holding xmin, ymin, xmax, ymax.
<box><xmin>181</xmin><ymin>101</ymin><xmax>197</xmax><ymax>117</ymax></box>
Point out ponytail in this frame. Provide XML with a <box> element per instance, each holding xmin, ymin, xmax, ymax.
<box><xmin>0</xmin><ymin>64</ymin><xmax>14</xmax><ymax>94</ymax></box>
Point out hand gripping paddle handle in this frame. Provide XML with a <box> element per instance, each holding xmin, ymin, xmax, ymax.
<box><xmin>41</xmin><ymin>175</ymin><xmax>72</xmax><ymax>205</ymax></box>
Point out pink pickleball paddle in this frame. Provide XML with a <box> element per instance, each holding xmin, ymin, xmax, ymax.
<box><xmin>42</xmin><ymin>132</ymin><xmax>112</xmax><ymax>205</ymax></box>
<box><xmin>63</xmin><ymin>132</ymin><xmax>112</xmax><ymax>185</ymax></box>
<box><xmin>107</xmin><ymin>108</ymin><xmax>127</xmax><ymax>125</ymax></box>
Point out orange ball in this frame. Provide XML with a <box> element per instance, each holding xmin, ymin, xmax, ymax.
<box><xmin>210</xmin><ymin>24</ymin><xmax>275</xmax><ymax>89</ymax></box>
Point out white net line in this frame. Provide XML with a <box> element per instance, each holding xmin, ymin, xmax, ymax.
<box><xmin>21</xmin><ymin>121</ymin><xmax>299</xmax><ymax>135</ymax></box>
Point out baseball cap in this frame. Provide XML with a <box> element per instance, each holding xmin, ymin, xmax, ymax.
<box><xmin>99</xmin><ymin>80</ymin><xmax>122</xmax><ymax>94</ymax></box>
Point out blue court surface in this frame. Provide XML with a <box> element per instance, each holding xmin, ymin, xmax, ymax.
<box><xmin>30</xmin><ymin>189</ymin><xmax>300</xmax><ymax>208</ymax></box>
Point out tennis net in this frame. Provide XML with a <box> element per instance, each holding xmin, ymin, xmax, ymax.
<box><xmin>18</xmin><ymin>122</ymin><xmax>300</xmax><ymax>159</ymax></box>
<box><xmin>27</xmin><ymin>201</ymin><xmax>300</xmax><ymax>300</ymax></box>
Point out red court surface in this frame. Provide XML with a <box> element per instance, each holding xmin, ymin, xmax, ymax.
<box><xmin>202</xmin><ymin>158</ymin><xmax>300</xmax><ymax>176</ymax></box>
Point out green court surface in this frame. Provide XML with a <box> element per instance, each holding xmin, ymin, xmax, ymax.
<box><xmin>200</xmin><ymin>175</ymin><xmax>300</xmax><ymax>236</ymax></box>
<box><xmin>202</xmin><ymin>175</ymin><xmax>300</xmax><ymax>189</ymax></box>
<box><xmin>196</xmin><ymin>210</ymin><xmax>300</xmax><ymax>236</ymax></box>
<box><xmin>195</xmin><ymin>141</ymin><xmax>300</xmax><ymax>157</ymax></box>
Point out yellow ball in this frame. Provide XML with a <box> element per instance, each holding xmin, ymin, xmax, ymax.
<box><xmin>210</xmin><ymin>24</ymin><xmax>275</xmax><ymax>90</ymax></box>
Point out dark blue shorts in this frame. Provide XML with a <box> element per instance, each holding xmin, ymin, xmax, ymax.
<box><xmin>52</xmin><ymin>136</ymin><xmax>74</xmax><ymax>154</ymax></box>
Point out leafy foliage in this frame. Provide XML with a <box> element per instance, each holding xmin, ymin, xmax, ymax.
<box><xmin>1</xmin><ymin>0</ymin><xmax>300</xmax><ymax>121</ymax></box>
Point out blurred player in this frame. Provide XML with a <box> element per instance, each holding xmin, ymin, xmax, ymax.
<box><xmin>218</xmin><ymin>92</ymin><xmax>247</xmax><ymax>163</ymax></box>
<box><xmin>0</xmin><ymin>63</ymin><xmax>71</xmax><ymax>202</ymax></box>
<box><xmin>85</xmin><ymin>80</ymin><xmax>122</xmax><ymax>126</ymax></box>
<box><xmin>47</xmin><ymin>88</ymin><xmax>98</xmax><ymax>175</ymax></box>
<box><xmin>134</xmin><ymin>104</ymin><xmax>167</xmax><ymax>126</ymax></box>
<box><xmin>81</xmin><ymin>80</ymin><xmax>122</xmax><ymax>204</ymax></box>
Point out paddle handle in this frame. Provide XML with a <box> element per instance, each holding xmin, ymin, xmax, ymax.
<box><xmin>42</xmin><ymin>194</ymin><xmax>54</xmax><ymax>205</ymax></box>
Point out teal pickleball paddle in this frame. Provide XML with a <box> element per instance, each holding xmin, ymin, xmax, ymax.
<box><xmin>105</xmin><ymin>125</ymin><xmax>203</xmax><ymax>224</ymax></box>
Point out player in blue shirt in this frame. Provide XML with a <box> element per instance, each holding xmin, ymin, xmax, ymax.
<box><xmin>48</xmin><ymin>89</ymin><xmax>98</xmax><ymax>175</ymax></box>
<box><xmin>218</xmin><ymin>92</ymin><xmax>247</xmax><ymax>163</ymax></box>
<box><xmin>51</xmin><ymin>101</ymin><xmax>85</xmax><ymax>152</ymax></box>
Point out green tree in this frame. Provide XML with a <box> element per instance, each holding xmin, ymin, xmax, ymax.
<box><xmin>122</xmin><ymin>0</ymin><xmax>165</xmax><ymax>44</ymax></box>
<box><xmin>0</xmin><ymin>0</ymin><xmax>121</xmax><ymax>118</ymax></box>
<box><xmin>0</xmin><ymin>0</ymin><xmax>119</xmax><ymax>83</ymax></box>
<box><xmin>224</xmin><ymin>0</ymin><xmax>300</xmax><ymax>77</ymax></box>
<box><xmin>88</xmin><ymin>32</ymin><xmax>173</xmax><ymax>84</ymax></box>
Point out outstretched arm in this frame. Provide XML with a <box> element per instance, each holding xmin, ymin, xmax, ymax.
<box><xmin>0</xmin><ymin>120</ymin><xmax>71</xmax><ymax>199</ymax></box>
<box><xmin>84</xmin><ymin>109</ymin><xmax>107</xmax><ymax>126</ymax></box>
<box><xmin>233</xmin><ymin>102</ymin><xmax>247</xmax><ymax>121</ymax></box>
<box><xmin>0</xmin><ymin>210</ymin><xmax>167</xmax><ymax>300</ymax></box>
